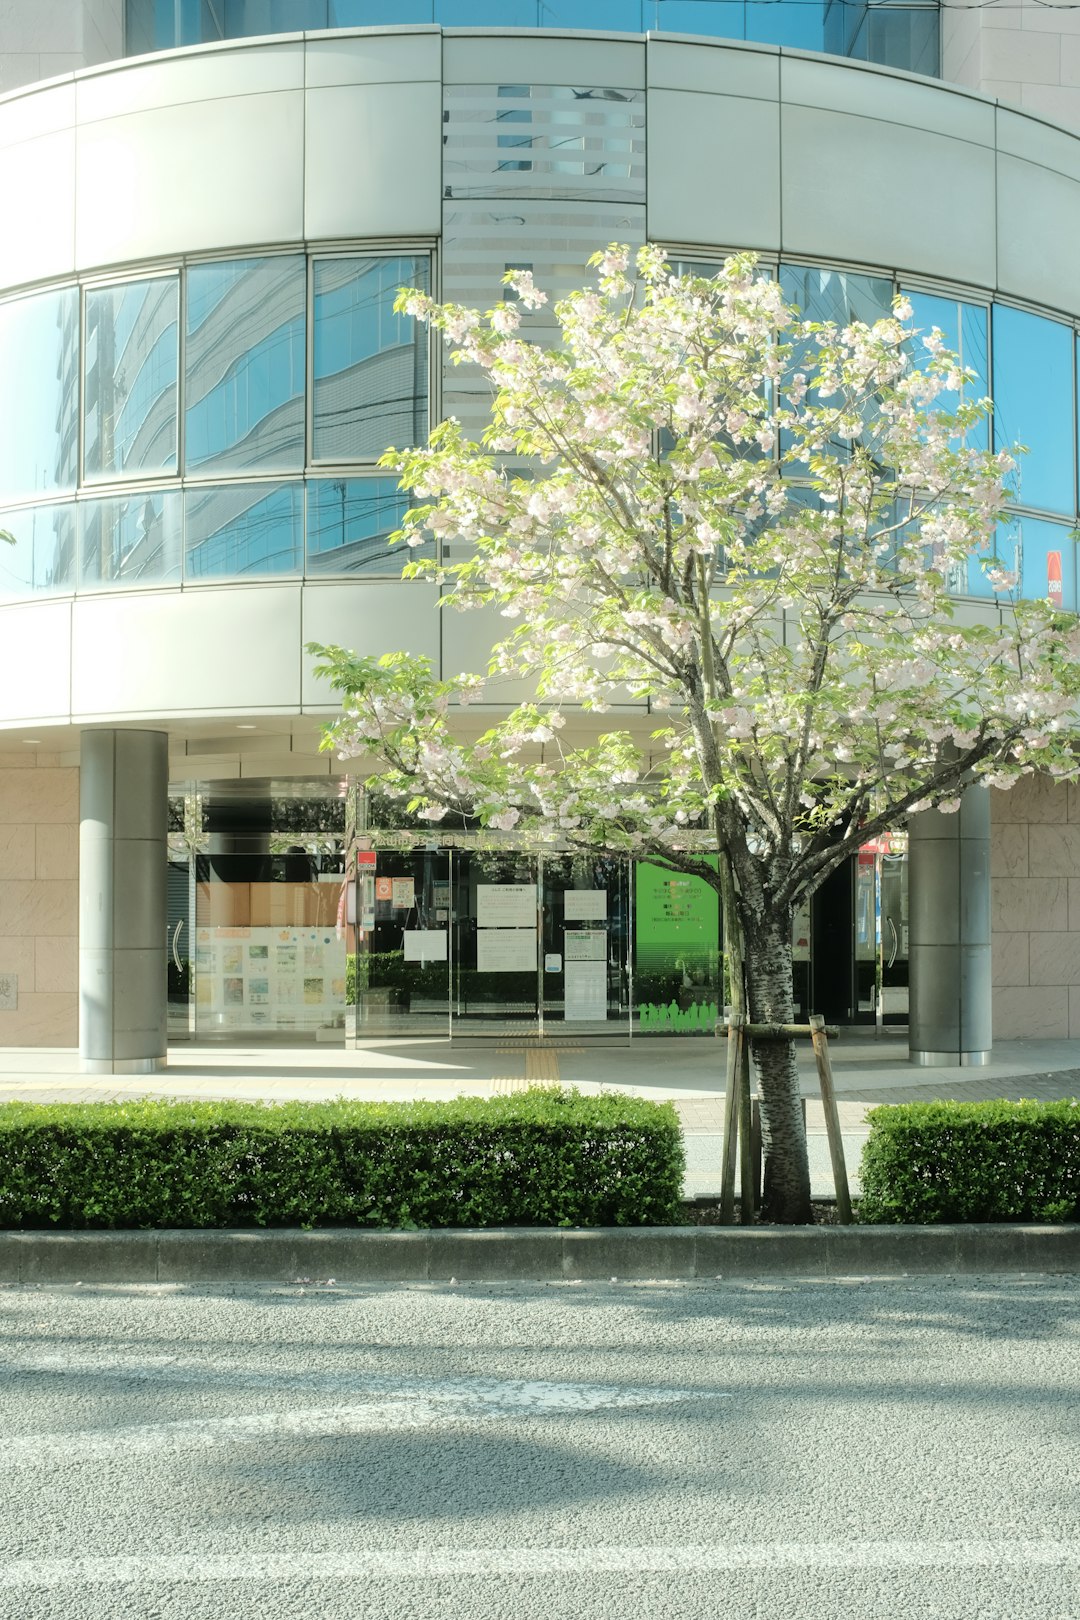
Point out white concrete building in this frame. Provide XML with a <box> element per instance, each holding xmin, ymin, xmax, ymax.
<box><xmin>1</xmin><ymin>3</ymin><xmax>1079</xmax><ymax>1066</ymax></box>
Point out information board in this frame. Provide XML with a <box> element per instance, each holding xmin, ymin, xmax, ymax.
<box><xmin>563</xmin><ymin>889</ymin><xmax>607</xmax><ymax>921</ymax></box>
<box><xmin>476</xmin><ymin>927</ymin><xmax>537</xmax><ymax>972</ymax></box>
<box><xmin>196</xmin><ymin>924</ymin><xmax>346</xmax><ymax>1033</ymax></box>
<box><xmin>476</xmin><ymin>884</ymin><xmax>537</xmax><ymax>927</ymax></box>
<box><xmin>564</xmin><ymin>959</ymin><xmax>607</xmax><ymax>1021</ymax></box>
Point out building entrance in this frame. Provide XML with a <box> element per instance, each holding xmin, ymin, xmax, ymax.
<box><xmin>167</xmin><ymin>781</ymin><xmax>348</xmax><ymax>1044</ymax></box>
<box><xmin>352</xmin><ymin>846</ymin><xmax>631</xmax><ymax>1038</ymax></box>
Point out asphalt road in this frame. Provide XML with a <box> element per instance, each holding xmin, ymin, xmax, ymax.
<box><xmin>0</xmin><ymin>1276</ymin><xmax>1077</xmax><ymax>1620</ymax></box>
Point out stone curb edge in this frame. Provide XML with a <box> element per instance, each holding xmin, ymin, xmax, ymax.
<box><xmin>1</xmin><ymin>1225</ymin><xmax>1078</xmax><ymax>1284</ymax></box>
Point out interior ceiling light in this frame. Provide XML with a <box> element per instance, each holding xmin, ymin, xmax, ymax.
<box><xmin>236</xmin><ymin>724</ymin><xmax>257</xmax><ymax>730</ymax></box>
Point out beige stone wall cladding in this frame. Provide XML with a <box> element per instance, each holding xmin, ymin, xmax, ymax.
<box><xmin>989</xmin><ymin>772</ymin><xmax>1080</xmax><ymax>1038</ymax></box>
<box><xmin>943</xmin><ymin>0</ymin><xmax>1080</xmax><ymax>130</ymax></box>
<box><xmin>0</xmin><ymin>753</ymin><xmax>78</xmax><ymax>1045</ymax></box>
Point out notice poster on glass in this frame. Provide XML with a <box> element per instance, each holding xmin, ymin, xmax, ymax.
<box><xmin>564</xmin><ymin>959</ymin><xmax>607</xmax><ymax>1021</ymax></box>
<box><xmin>403</xmin><ymin>929</ymin><xmax>448</xmax><ymax>962</ymax></box>
<box><xmin>564</xmin><ymin>929</ymin><xmax>606</xmax><ymax>961</ymax></box>
<box><xmin>392</xmin><ymin>877</ymin><xmax>415</xmax><ymax>910</ymax></box>
<box><xmin>477</xmin><ymin>927</ymin><xmax>537</xmax><ymax>972</ymax></box>
<box><xmin>792</xmin><ymin>899</ymin><xmax>811</xmax><ymax>963</ymax></box>
<box><xmin>563</xmin><ymin>889</ymin><xmax>607</xmax><ymax>921</ymax></box>
<box><xmin>201</xmin><ymin>924</ymin><xmax>346</xmax><ymax>1033</ymax></box>
<box><xmin>476</xmin><ymin>884</ymin><xmax>536</xmax><ymax>928</ymax></box>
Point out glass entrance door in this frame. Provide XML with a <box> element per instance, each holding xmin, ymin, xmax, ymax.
<box><xmin>853</xmin><ymin>837</ymin><xmax>909</xmax><ymax>1026</ymax></box>
<box><xmin>541</xmin><ymin>852</ymin><xmax>630</xmax><ymax>1033</ymax></box>
<box><xmin>453</xmin><ymin>849</ymin><xmax>541</xmax><ymax>1035</ymax></box>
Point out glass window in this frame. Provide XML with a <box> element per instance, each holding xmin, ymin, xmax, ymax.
<box><xmin>781</xmin><ymin>263</ymin><xmax>894</xmax><ymax>330</ymax></box>
<box><xmin>440</xmin><ymin>0</ymin><xmax>539</xmax><ymax>20</ymax></box>
<box><xmin>966</xmin><ymin>519</ymin><xmax>1020</xmax><ymax>601</ymax></box>
<box><xmin>126</xmin><ymin>0</ymin><xmax>225</xmax><ymax>50</ymax></box>
<box><xmin>653</xmin><ymin>2</ymin><xmax>746</xmax><ymax>37</ymax></box>
<box><xmin>747</xmin><ymin>0</ymin><xmax>825</xmax><ymax>49</ymax></box>
<box><xmin>185</xmin><ymin>256</ymin><xmax>305</xmax><ymax>475</ymax></box>
<box><xmin>79</xmin><ymin>490</ymin><xmax>183</xmax><ymax>590</ymax></box>
<box><xmin>312</xmin><ymin>255</ymin><xmax>430</xmax><ymax>462</ymax></box>
<box><xmin>329</xmin><ymin>0</ymin><xmax>433</xmax><ymax>18</ymax></box>
<box><xmin>1016</xmin><ymin>515</ymin><xmax>1077</xmax><ymax>612</ymax></box>
<box><xmin>306</xmin><ymin>478</ymin><xmax>424</xmax><ymax>575</ymax></box>
<box><xmin>903</xmin><ymin>290</ymin><xmax>989</xmax><ymax>450</ymax></box>
<box><xmin>84</xmin><ymin>277</ymin><xmax>179</xmax><ymax>481</ymax></box>
<box><xmin>992</xmin><ymin>304</ymin><xmax>1074</xmax><ymax>517</ymax></box>
<box><xmin>779</xmin><ymin>264</ymin><xmax>894</xmax><ymax>469</ymax></box>
<box><xmin>223</xmin><ymin>0</ymin><xmax>326</xmax><ymax>34</ymax></box>
<box><xmin>0</xmin><ymin>503</ymin><xmax>76</xmax><ymax>600</ymax></box>
<box><xmin>536</xmin><ymin>1</ymin><xmax>641</xmax><ymax>25</ymax></box>
<box><xmin>0</xmin><ymin>287</ymin><xmax>79</xmax><ymax>503</ymax></box>
<box><xmin>865</xmin><ymin>5</ymin><xmax>939</xmax><ymax>76</ymax></box>
<box><xmin>185</xmin><ymin>482</ymin><xmax>303</xmax><ymax>578</ymax></box>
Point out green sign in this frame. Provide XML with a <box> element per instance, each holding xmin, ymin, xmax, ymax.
<box><xmin>634</xmin><ymin>861</ymin><xmax>720</xmax><ymax>974</ymax></box>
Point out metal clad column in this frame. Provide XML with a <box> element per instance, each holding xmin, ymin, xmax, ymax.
<box><xmin>79</xmin><ymin>730</ymin><xmax>168</xmax><ymax>1074</ymax></box>
<box><xmin>908</xmin><ymin>787</ymin><xmax>992</xmax><ymax>1066</ymax></box>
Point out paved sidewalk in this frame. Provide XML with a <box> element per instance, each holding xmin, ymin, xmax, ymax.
<box><xmin>1</xmin><ymin>1034</ymin><xmax>1077</xmax><ymax>1199</ymax></box>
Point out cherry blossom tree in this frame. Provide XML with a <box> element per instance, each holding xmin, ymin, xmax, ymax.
<box><xmin>312</xmin><ymin>245</ymin><xmax>1080</xmax><ymax>1223</ymax></box>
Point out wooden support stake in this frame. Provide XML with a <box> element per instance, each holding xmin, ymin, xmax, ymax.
<box><xmin>809</xmin><ymin>1012</ymin><xmax>852</xmax><ymax>1224</ymax></box>
<box><xmin>720</xmin><ymin>1014</ymin><xmax>743</xmax><ymax>1224</ymax></box>
<box><xmin>726</xmin><ymin>1022</ymin><xmax>840</xmax><ymax>1041</ymax></box>
<box><xmin>738</xmin><ymin>1029</ymin><xmax>754</xmax><ymax>1224</ymax></box>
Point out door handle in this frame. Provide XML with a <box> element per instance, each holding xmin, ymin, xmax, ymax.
<box><xmin>886</xmin><ymin>916</ymin><xmax>898</xmax><ymax>970</ymax></box>
<box><xmin>172</xmin><ymin>919</ymin><xmax>184</xmax><ymax>974</ymax></box>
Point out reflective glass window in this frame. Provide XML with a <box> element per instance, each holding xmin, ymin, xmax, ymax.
<box><xmin>223</xmin><ymin>0</ymin><xmax>326</xmax><ymax>34</ymax></box>
<box><xmin>746</xmin><ymin>0</ymin><xmax>825</xmax><ymax>49</ymax></box>
<box><xmin>1016</xmin><ymin>515</ymin><xmax>1077</xmax><ymax>612</ymax></box>
<box><xmin>329</xmin><ymin>0</ymin><xmax>434</xmax><ymax>18</ymax></box>
<box><xmin>862</xmin><ymin>5</ymin><xmax>939</xmax><ymax>76</ymax></box>
<box><xmin>781</xmin><ymin>263</ymin><xmax>894</xmax><ymax>329</ymax></box>
<box><xmin>536</xmin><ymin>1</ymin><xmax>641</xmax><ymax>26</ymax></box>
<box><xmin>185</xmin><ymin>482</ymin><xmax>303</xmax><ymax>578</ymax></box>
<box><xmin>440</xmin><ymin>0</ymin><xmax>539</xmax><ymax>20</ymax></box>
<box><xmin>653</xmin><ymin>3</ymin><xmax>746</xmax><ymax>37</ymax></box>
<box><xmin>966</xmin><ymin>520</ymin><xmax>1020</xmax><ymax>601</ymax></box>
<box><xmin>79</xmin><ymin>490</ymin><xmax>183</xmax><ymax>590</ymax></box>
<box><xmin>0</xmin><ymin>288</ymin><xmax>79</xmax><ymax>503</ymax></box>
<box><xmin>306</xmin><ymin>478</ymin><xmax>423</xmax><ymax>574</ymax></box>
<box><xmin>185</xmin><ymin>256</ymin><xmax>305</xmax><ymax>475</ymax></box>
<box><xmin>0</xmin><ymin>503</ymin><xmax>76</xmax><ymax>600</ymax></box>
<box><xmin>312</xmin><ymin>255</ymin><xmax>430</xmax><ymax>462</ymax></box>
<box><xmin>903</xmin><ymin>290</ymin><xmax>989</xmax><ymax>449</ymax></box>
<box><xmin>84</xmin><ymin>277</ymin><xmax>179</xmax><ymax>481</ymax></box>
<box><xmin>126</xmin><ymin>0</ymin><xmax>225</xmax><ymax>50</ymax></box>
<box><xmin>779</xmin><ymin>264</ymin><xmax>894</xmax><ymax>468</ymax></box>
<box><xmin>992</xmin><ymin>304</ymin><xmax>1074</xmax><ymax>517</ymax></box>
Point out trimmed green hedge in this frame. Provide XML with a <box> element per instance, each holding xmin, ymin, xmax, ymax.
<box><xmin>859</xmin><ymin>1099</ymin><xmax>1080</xmax><ymax>1224</ymax></box>
<box><xmin>0</xmin><ymin>1089</ymin><xmax>683</xmax><ymax>1231</ymax></box>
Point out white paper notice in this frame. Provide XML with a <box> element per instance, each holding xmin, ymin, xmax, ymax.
<box><xmin>564</xmin><ymin>929</ymin><xmax>606</xmax><ymax>961</ymax></box>
<box><xmin>477</xmin><ymin>928</ymin><xmax>537</xmax><ymax>972</ymax></box>
<box><xmin>563</xmin><ymin>889</ymin><xmax>607</xmax><ymax>921</ymax></box>
<box><xmin>403</xmin><ymin>929</ymin><xmax>448</xmax><ymax>963</ymax></box>
<box><xmin>476</xmin><ymin>884</ymin><xmax>537</xmax><ymax>928</ymax></box>
<box><xmin>564</xmin><ymin>959</ymin><xmax>608</xmax><ymax>1021</ymax></box>
<box><xmin>391</xmin><ymin>877</ymin><xmax>415</xmax><ymax>910</ymax></box>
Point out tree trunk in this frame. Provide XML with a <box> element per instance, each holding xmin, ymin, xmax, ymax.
<box><xmin>742</xmin><ymin>903</ymin><xmax>813</xmax><ymax>1223</ymax></box>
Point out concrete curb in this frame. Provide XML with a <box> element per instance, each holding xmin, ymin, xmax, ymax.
<box><xmin>1</xmin><ymin>1224</ymin><xmax>1078</xmax><ymax>1284</ymax></box>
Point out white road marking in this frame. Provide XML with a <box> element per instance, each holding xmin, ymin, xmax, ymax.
<box><xmin>2</xmin><ymin>1375</ymin><xmax>728</xmax><ymax>1468</ymax></box>
<box><xmin>0</xmin><ymin>1544</ymin><xmax>1078</xmax><ymax>1586</ymax></box>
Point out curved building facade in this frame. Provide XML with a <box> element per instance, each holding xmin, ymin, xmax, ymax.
<box><xmin>1</xmin><ymin>20</ymin><xmax>1079</xmax><ymax>1062</ymax></box>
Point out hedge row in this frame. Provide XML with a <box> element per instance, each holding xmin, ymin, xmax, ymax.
<box><xmin>858</xmin><ymin>1099</ymin><xmax>1080</xmax><ymax>1224</ymax></box>
<box><xmin>0</xmin><ymin>1089</ymin><xmax>684</xmax><ymax>1231</ymax></box>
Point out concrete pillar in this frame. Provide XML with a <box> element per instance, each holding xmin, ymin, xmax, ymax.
<box><xmin>79</xmin><ymin>730</ymin><xmax>168</xmax><ymax>1074</ymax></box>
<box><xmin>908</xmin><ymin>785</ymin><xmax>992</xmax><ymax>1066</ymax></box>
